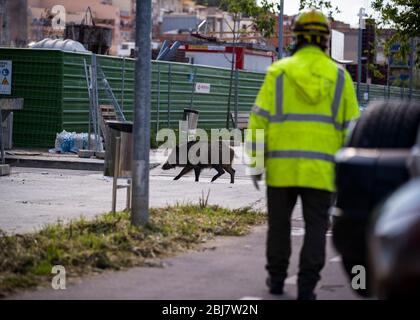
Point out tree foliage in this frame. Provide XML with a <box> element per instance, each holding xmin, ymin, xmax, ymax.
<box><xmin>220</xmin><ymin>0</ymin><xmax>277</xmax><ymax>38</ymax></box>
<box><xmin>299</xmin><ymin>0</ymin><xmax>340</xmax><ymax>18</ymax></box>
<box><xmin>371</xmin><ymin>0</ymin><xmax>419</xmax><ymax>38</ymax></box>
<box><xmin>371</xmin><ymin>0</ymin><xmax>419</xmax><ymax>62</ymax></box>
<box><xmin>219</xmin><ymin>0</ymin><xmax>277</xmax><ymax>129</ymax></box>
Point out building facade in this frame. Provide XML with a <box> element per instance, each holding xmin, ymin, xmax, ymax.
<box><xmin>0</xmin><ymin>0</ymin><xmax>28</xmax><ymax>47</ymax></box>
<box><xmin>27</xmin><ymin>0</ymin><xmax>121</xmax><ymax>54</ymax></box>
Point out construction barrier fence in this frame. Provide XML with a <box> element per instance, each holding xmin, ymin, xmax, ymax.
<box><xmin>0</xmin><ymin>48</ymin><xmax>419</xmax><ymax>148</ymax></box>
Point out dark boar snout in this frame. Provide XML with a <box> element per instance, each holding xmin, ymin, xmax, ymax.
<box><xmin>162</xmin><ymin>162</ymin><xmax>175</xmax><ymax>170</ymax></box>
<box><xmin>162</xmin><ymin>146</ymin><xmax>179</xmax><ymax>170</ymax></box>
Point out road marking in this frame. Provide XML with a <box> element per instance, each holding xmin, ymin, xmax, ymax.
<box><xmin>285</xmin><ymin>275</ymin><xmax>297</xmax><ymax>285</ymax></box>
<box><xmin>329</xmin><ymin>256</ymin><xmax>342</xmax><ymax>262</ymax></box>
<box><xmin>239</xmin><ymin>296</ymin><xmax>263</xmax><ymax>300</ymax></box>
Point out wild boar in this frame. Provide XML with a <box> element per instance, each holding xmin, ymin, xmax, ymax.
<box><xmin>162</xmin><ymin>140</ymin><xmax>235</xmax><ymax>183</ymax></box>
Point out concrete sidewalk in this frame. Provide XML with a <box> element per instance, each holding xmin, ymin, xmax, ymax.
<box><xmin>0</xmin><ymin>164</ymin><xmax>264</xmax><ymax>234</ymax></box>
<box><xmin>4</xmin><ymin>149</ymin><xmax>161</xmax><ymax>171</ymax></box>
<box><xmin>0</xmin><ymin>163</ymin><xmax>361</xmax><ymax>300</ymax></box>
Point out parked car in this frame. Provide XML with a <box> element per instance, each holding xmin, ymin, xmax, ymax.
<box><xmin>332</xmin><ymin>100</ymin><xmax>420</xmax><ymax>298</ymax></box>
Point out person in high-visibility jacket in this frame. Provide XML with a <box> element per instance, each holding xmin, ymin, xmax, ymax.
<box><xmin>245</xmin><ymin>8</ymin><xmax>360</xmax><ymax>300</ymax></box>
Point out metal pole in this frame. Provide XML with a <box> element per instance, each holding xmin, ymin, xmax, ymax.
<box><xmin>83</xmin><ymin>59</ymin><xmax>92</xmax><ymax>150</ymax></box>
<box><xmin>121</xmin><ymin>56</ymin><xmax>126</xmax><ymax>110</ymax></box>
<box><xmin>98</xmin><ymin>64</ymin><xmax>126</xmax><ymax>121</ymax></box>
<box><xmin>357</xmin><ymin>24</ymin><xmax>363</xmax><ymax>103</ymax></box>
<box><xmin>357</xmin><ymin>8</ymin><xmax>365</xmax><ymax>104</ymax></box>
<box><xmin>387</xmin><ymin>56</ymin><xmax>391</xmax><ymax>98</ymax></box>
<box><xmin>167</xmin><ymin>63</ymin><xmax>172</xmax><ymax>128</ymax></box>
<box><xmin>189</xmin><ymin>67</ymin><xmax>197</xmax><ymax>109</ymax></box>
<box><xmin>91</xmin><ymin>54</ymin><xmax>100</xmax><ymax>151</ymax></box>
<box><xmin>132</xmin><ymin>0</ymin><xmax>151</xmax><ymax>226</ymax></box>
<box><xmin>89</xmin><ymin>66</ymin><xmax>98</xmax><ymax>150</ymax></box>
<box><xmin>408</xmin><ymin>37</ymin><xmax>415</xmax><ymax>100</ymax></box>
<box><xmin>126</xmin><ymin>178</ymin><xmax>131</xmax><ymax>211</ymax></box>
<box><xmin>226</xmin><ymin>14</ymin><xmax>238</xmax><ymax>129</ymax></box>
<box><xmin>112</xmin><ymin>136</ymin><xmax>121</xmax><ymax>214</ymax></box>
<box><xmin>234</xmin><ymin>69</ymin><xmax>239</xmax><ymax>128</ymax></box>
<box><xmin>386</xmin><ymin>57</ymin><xmax>389</xmax><ymax>99</ymax></box>
<box><xmin>366</xmin><ymin>62</ymin><xmax>369</xmax><ymax>103</ymax></box>
<box><xmin>93</xmin><ymin>55</ymin><xmax>101</xmax><ymax>142</ymax></box>
<box><xmin>278</xmin><ymin>0</ymin><xmax>284</xmax><ymax>60</ymax></box>
<box><xmin>156</xmin><ymin>63</ymin><xmax>161</xmax><ymax>133</ymax></box>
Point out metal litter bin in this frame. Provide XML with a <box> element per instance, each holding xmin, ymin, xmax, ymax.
<box><xmin>104</xmin><ymin>120</ymin><xmax>133</xmax><ymax>178</ymax></box>
<box><xmin>182</xmin><ymin>108</ymin><xmax>199</xmax><ymax>141</ymax></box>
<box><xmin>0</xmin><ymin>98</ymin><xmax>23</xmax><ymax>166</ymax></box>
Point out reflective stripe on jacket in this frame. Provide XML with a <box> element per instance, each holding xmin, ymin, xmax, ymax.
<box><xmin>245</xmin><ymin>45</ymin><xmax>360</xmax><ymax>192</ymax></box>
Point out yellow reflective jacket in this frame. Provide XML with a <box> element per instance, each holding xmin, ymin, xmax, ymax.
<box><xmin>245</xmin><ymin>45</ymin><xmax>360</xmax><ymax>192</ymax></box>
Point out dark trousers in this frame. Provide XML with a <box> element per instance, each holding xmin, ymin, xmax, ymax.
<box><xmin>266</xmin><ymin>187</ymin><xmax>332</xmax><ymax>294</ymax></box>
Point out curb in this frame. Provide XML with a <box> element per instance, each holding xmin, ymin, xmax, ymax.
<box><xmin>5</xmin><ymin>156</ymin><xmax>160</xmax><ymax>172</ymax></box>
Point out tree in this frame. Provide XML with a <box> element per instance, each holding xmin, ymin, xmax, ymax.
<box><xmin>220</xmin><ymin>0</ymin><xmax>277</xmax><ymax>128</ymax></box>
<box><xmin>299</xmin><ymin>0</ymin><xmax>340</xmax><ymax>18</ymax></box>
<box><xmin>221</xmin><ymin>0</ymin><xmax>277</xmax><ymax>38</ymax></box>
<box><xmin>371</xmin><ymin>0</ymin><xmax>419</xmax><ymax>64</ymax></box>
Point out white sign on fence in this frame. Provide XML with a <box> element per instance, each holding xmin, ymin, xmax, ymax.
<box><xmin>0</xmin><ymin>60</ymin><xmax>12</xmax><ymax>95</ymax></box>
<box><xmin>195</xmin><ymin>82</ymin><xmax>211</xmax><ymax>94</ymax></box>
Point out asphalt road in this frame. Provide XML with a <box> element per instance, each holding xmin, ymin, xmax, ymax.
<box><xmin>9</xmin><ymin>224</ymin><xmax>359</xmax><ymax>300</ymax></box>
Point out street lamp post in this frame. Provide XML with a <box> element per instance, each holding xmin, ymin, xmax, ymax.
<box><xmin>408</xmin><ymin>37</ymin><xmax>415</xmax><ymax>100</ymax></box>
<box><xmin>357</xmin><ymin>8</ymin><xmax>366</xmax><ymax>104</ymax></box>
<box><xmin>366</xmin><ymin>58</ymin><xmax>370</xmax><ymax>102</ymax></box>
<box><xmin>132</xmin><ymin>0</ymin><xmax>152</xmax><ymax>226</ymax></box>
<box><xmin>278</xmin><ymin>0</ymin><xmax>284</xmax><ymax>60</ymax></box>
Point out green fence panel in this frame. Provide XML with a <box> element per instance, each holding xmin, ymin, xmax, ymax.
<box><xmin>1</xmin><ymin>47</ymin><xmax>419</xmax><ymax>148</ymax></box>
<box><xmin>0</xmin><ymin>48</ymin><xmax>63</xmax><ymax>148</ymax></box>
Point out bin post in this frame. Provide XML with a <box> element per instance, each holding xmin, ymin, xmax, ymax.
<box><xmin>182</xmin><ymin>108</ymin><xmax>199</xmax><ymax>142</ymax></box>
<box><xmin>126</xmin><ymin>178</ymin><xmax>132</xmax><ymax>211</ymax></box>
<box><xmin>112</xmin><ymin>136</ymin><xmax>121</xmax><ymax>213</ymax></box>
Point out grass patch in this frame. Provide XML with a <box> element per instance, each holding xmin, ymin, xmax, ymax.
<box><xmin>0</xmin><ymin>204</ymin><xmax>265</xmax><ymax>297</ymax></box>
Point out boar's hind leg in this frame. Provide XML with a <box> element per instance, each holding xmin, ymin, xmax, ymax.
<box><xmin>211</xmin><ymin>166</ymin><xmax>225</xmax><ymax>182</ymax></box>
<box><xmin>223</xmin><ymin>165</ymin><xmax>235</xmax><ymax>184</ymax></box>
<box><xmin>174</xmin><ymin>166</ymin><xmax>193</xmax><ymax>180</ymax></box>
<box><xmin>194</xmin><ymin>167</ymin><xmax>201</xmax><ymax>182</ymax></box>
